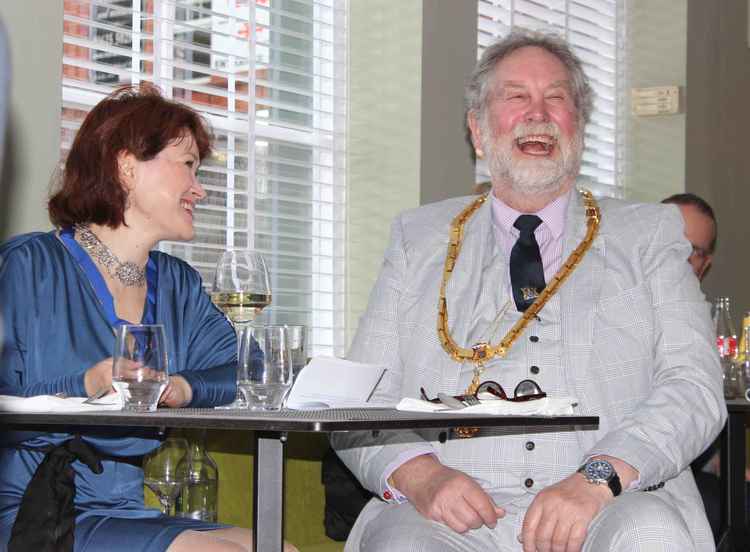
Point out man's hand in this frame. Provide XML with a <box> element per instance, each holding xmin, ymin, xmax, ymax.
<box><xmin>391</xmin><ymin>454</ymin><xmax>504</xmax><ymax>533</ymax></box>
<box><xmin>520</xmin><ymin>472</ymin><xmax>613</xmax><ymax>552</ymax></box>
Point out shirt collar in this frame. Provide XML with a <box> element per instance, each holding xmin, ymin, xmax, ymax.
<box><xmin>490</xmin><ymin>188</ymin><xmax>572</xmax><ymax>239</ymax></box>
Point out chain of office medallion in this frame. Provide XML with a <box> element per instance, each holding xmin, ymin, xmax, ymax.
<box><xmin>437</xmin><ymin>189</ymin><xmax>601</xmax><ymax>380</ymax></box>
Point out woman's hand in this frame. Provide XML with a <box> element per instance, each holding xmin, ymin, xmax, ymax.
<box><xmin>83</xmin><ymin>357</ymin><xmax>114</xmax><ymax>397</ymax></box>
<box><xmin>159</xmin><ymin>375</ymin><xmax>193</xmax><ymax>408</ymax></box>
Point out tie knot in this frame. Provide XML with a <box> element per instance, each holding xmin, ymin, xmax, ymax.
<box><xmin>514</xmin><ymin>214</ymin><xmax>542</xmax><ymax>235</ymax></box>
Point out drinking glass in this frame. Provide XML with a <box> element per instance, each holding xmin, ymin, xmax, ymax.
<box><xmin>240</xmin><ymin>325</ymin><xmax>293</xmax><ymax>410</ymax></box>
<box><xmin>143</xmin><ymin>437</ymin><xmax>189</xmax><ymax>515</ymax></box>
<box><xmin>211</xmin><ymin>250</ymin><xmax>272</xmax><ymax>409</ymax></box>
<box><xmin>112</xmin><ymin>324</ymin><xmax>168</xmax><ymax>412</ymax></box>
<box><xmin>284</xmin><ymin>325</ymin><xmax>308</xmax><ymax>379</ymax></box>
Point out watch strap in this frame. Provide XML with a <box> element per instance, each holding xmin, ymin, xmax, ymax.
<box><xmin>608</xmin><ymin>471</ymin><xmax>622</xmax><ymax>497</ymax></box>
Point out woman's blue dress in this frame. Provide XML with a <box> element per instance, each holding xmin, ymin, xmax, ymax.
<box><xmin>0</xmin><ymin>231</ymin><xmax>238</xmax><ymax>551</ymax></box>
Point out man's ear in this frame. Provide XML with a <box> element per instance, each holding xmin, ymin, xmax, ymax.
<box><xmin>467</xmin><ymin>110</ymin><xmax>484</xmax><ymax>159</ymax></box>
<box><xmin>698</xmin><ymin>255</ymin><xmax>713</xmax><ymax>281</ymax></box>
<box><xmin>116</xmin><ymin>151</ymin><xmax>137</xmax><ymax>190</ymax></box>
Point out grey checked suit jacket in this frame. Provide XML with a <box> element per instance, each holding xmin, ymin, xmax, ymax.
<box><xmin>332</xmin><ymin>188</ymin><xmax>726</xmax><ymax>550</ymax></box>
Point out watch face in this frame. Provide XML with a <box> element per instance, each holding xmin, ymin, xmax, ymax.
<box><xmin>585</xmin><ymin>460</ymin><xmax>613</xmax><ymax>482</ymax></box>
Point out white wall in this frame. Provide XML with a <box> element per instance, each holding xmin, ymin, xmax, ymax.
<box><xmin>0</xmin><ymin>2</ymin><xmax>62</xmax><ymax>240</ymax></box>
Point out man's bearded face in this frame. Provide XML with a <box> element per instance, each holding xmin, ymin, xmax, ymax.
<box><xmin>482</xmin><ymin>117</ymin><xmax>584</xmax><ymax>195</ymax></box>
<box><xmin>474</xmin><ymin>46</ymin><xmax>585</xmax><ymax>196</ymax></box>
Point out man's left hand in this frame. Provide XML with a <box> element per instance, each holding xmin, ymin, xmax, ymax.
<box><xmin>519</xmin><ymin>472</ymin><xmax>613</xmax><ymax>552</ymax></box>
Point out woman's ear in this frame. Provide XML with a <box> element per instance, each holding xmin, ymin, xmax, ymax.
<box><xmin>117</xmin><ymin>151</ymin><xmax>137</xmax><ymax>190</ymax></box>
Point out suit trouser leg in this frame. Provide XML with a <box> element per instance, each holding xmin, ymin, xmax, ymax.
<box><xmin>347</xmin><ymin>493</ymin><xmax>700</xmax><ymax>552</ymax></box>
<box><xmin>582</xmin><ymin>493</ymin><xmax>696</xmax><ymax>552</ymax></box>
<box><xmin>346</xmin><ymin>499</ymin><xmax>523</xmax><ymax>552</ymax></box>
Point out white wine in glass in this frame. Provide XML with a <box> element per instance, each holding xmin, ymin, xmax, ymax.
<box><xmin>209</xmin><ymin>291</ymin><xmax>272</xmax><ymax>325</ymax></box>
<box><xmin>211</xmin><ymin>250</ymin><xmax>272</xmax><ymax>409</ymax></box>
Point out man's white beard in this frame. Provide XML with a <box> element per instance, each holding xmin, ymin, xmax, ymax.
<box><xmin>483</xmin><ymin>121</ymin><xmax>584</xmax><ymax>196</ymax></box>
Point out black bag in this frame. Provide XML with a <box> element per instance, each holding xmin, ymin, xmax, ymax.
<box><xmin>321</xmin><ymin>447</ymin><xmax>374</xmax><ymax>541</ymax></box>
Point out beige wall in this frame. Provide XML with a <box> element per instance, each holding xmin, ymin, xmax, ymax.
<box><xmin>624</xmin><ymin>0</ymin><xmax>687</xmax><ymax>202</ymax></box>
<box><xmin>686</xmin><ymin>0</ymin><xmax>750</xmax><ymax>318</ymax></box>
<box><xmin>346</xmin><ymin>0</ymin><xmax>477</xmax><ymax>344</ymax></box>
<box><xmin>346</xmin><ymin>0</ymin><xmax>423</xmax><ymax>344</ymax></box>
<box><xmin>0</xmin><ymin>2</ymin><xmax>62</xmax><ymax>240</ymax></box>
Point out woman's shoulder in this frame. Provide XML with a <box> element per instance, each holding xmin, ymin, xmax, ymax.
<box><xmin>149</xmin><ymin>249</ymin><xmax>205</xmax><ymax>287</ymax></box>
<box><xmin>0</xmin><ymin>231</ymin><xmax>61</xmax><ymax>264</ymax></box>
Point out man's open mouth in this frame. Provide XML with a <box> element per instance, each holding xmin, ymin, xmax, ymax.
<box><xmin>515</xmin><ymin>134</ymin><xmax>557</xmax><ymax>156</ymax></box>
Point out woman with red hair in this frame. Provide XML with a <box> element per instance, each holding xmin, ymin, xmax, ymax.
<box><xmin>0</xmin><ymin>85</ymin><xmax>296</xmax><ymax>552</ymax></box>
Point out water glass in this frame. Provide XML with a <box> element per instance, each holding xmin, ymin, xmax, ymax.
<box><xmin>284</xmin><ymin>325</ymin><xmax>308</xmax><ymax>379</ymax></box>
<box><xmin>112</xmin><ymin>324</ymin><xmax>168</xmax><ymax>412</ymax></box>
<box><xmin>240</xmin><ymin>325</ymin><xmax>293</xmax><ymax>410</ymax></box>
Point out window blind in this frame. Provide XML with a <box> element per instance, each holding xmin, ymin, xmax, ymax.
<box><xmin>61</xmin><ymin>0</ymin><xmax>348</xmax><ymax>356</ymax></box>
<box><xmin>476</xmin><ymin>0</ymin><xmax>624</xmax><ymax>198</ymax></box>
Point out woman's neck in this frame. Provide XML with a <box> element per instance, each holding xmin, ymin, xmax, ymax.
<box><xmin>87</xmin><ymin>223</ymin><xmax>153</xmax><ymax>268</ymax></box>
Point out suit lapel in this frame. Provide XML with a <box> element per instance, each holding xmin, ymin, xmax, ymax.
<box><xmin>559</xmin><ymin>187</ymin><xmax>606</xmax><ymax>409</ymax></box>
<box><xmin>442</xmin><ymin>198</ymin><xmax>508</xmax><ymax>389</ymax></box>
<box><xmin>444</xmin><ymin>199</ymin><xmax>507</xmax><ymax>379</ymax></box>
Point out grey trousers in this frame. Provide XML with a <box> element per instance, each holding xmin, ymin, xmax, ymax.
<box><xmin>345</xmin><ymin>493</ymin><xmax>699</xmax><ymax>552</ymax></box>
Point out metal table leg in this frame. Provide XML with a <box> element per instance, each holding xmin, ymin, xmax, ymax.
<box><xmin>253</xmin><ymin>431</ymin><xmax>286</xmax><ymax>552</ymax></box>
<box><xmin>728</xmin><ymin>411</ymin><xmax>746</xmax><ymax>551</ymax></box>
<box><xmin>718</xmin><ymin>421</ymin><xmax>730</xmax><ymax>551</ymax></box>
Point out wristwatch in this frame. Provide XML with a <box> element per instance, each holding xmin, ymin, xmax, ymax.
<box><xmin>577</xmin><ymin>458</ymin><xmax>622</xmax><ymax>497</ymax></box>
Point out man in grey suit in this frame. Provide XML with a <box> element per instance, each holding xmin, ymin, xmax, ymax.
<box><xmin>332</xmin><ymin>30</ymin><xmax>726</xmax><ymax>552</ymax></box>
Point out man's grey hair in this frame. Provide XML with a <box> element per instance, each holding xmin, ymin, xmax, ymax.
<box><xmin>465</xmin><ymin>30</ymin><xmax>594</xmax><ymax>126</ymax></box>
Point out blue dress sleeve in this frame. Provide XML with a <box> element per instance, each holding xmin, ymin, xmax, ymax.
<box><xmin>0</xmin><ymin>235</ymin><xmax>88</xmax><ymax>398</ymax></box>
<box><xmin>161</xmin><ymin>256</ymin><xmax>237</xmax><ymax>408</ymax></box>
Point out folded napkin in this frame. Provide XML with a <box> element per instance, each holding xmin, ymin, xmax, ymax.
<box><xmin>0</xmin><ymin>393</ymin><xmax>122</xmax><ymax>413</ymax></box>
<box><xmin>396</xmin><ymin>396</ymin><xmax>577</xmax><ymax>416</ymax></box>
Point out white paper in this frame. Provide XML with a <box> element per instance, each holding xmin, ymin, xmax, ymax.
<box><xmin>0</xmin><ymin>392</ymin><xmax>123</xmax><ymax>413</ymax></box>
<box><xmin>396</xmin><ymin>396</ymin><xmax>577</xmax><ymax>416</ymax></box>
<box><xmin>285</xmin><ymin>357</ymin><xmax>388</xmax><ymax>409</ymax></box>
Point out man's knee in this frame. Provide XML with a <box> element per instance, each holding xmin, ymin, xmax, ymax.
<box><xmin>584</xmin><ymin>493</ymin><xmax>694</xmax><ymax>551</ymax></box>
<box><xmin>355</xmin><ymin>505</ymin><xmax>493</xmax><ymax>552</ymax></box>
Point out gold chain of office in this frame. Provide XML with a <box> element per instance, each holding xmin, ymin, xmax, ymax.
<box><xmin>437</xmin><ymin>188</ymin><xmax>601</xmax><ymax>396</ymax></box>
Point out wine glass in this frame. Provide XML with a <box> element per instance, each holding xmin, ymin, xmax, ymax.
<box><xmin>143</xmin><ymin>437</ymin><xmax>189</xmax><ymax>515</ymax></box>
<box><xmin>211</xmin><ymin>249</ymin><xmax>272</xmax><ymax>409</ymax></box>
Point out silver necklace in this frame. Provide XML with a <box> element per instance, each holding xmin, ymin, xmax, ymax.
<box><xmin>74</xmin><ymin>224</ymin><xmax>147</xmax><ymax>288</ymax></box>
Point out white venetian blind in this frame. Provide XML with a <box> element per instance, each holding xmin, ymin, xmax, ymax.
<box><xmin>477</xmin><ymin>0</ymin><xmax>624</xmax><ymax>198</ymax></box>
<box><xmin>61</xmin><ymin>0</ymin><xmax>348</xmax><ymax>356</ymax></box>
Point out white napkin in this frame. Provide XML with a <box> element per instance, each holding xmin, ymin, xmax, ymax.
<box><xmin>396</xmin><ymin>396</ymin><xmax>577</xmax><ymax>416</ymax></box>
<box><xmin>0</xmin><ymin>392</ymin><xmax>122</xmax><ymax>413</ymax></box>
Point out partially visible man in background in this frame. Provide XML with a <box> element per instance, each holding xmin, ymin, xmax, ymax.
<box><xmin>662</xmin><ymin>193</ymin><xmax>716</xmax><ymax>281</ymax></box>
<box><xmin>662</xmin><ymin>192</ymin><xmax>727</xmax><ymax>542</ymax></box>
